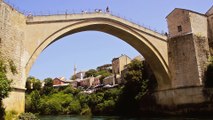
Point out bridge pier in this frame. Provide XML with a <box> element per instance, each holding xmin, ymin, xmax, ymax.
<box><xmin>154</xmin><ymin>86</ymin><xmax>205</xmax><ymax>106</ymax></box>
<box><xmin>3</xmin><ymin>88</ymin><xmax>25</xmax><ymax>113</ymax></box>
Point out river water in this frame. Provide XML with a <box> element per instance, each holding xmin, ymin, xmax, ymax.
<box><xmin>39</xmin><ymin>115</ymin><xmax>212</xmax><ymax>120</ymax></box>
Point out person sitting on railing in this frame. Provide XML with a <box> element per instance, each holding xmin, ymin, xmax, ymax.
<box><xmin>95</xmin><ymin>9</ymin><xmax>102</xmax><ymax>13</ymax></box>
<box><xmin>98</xmin><ymin>9</ymin><xmax>102</xmax><ymax>13</ymax></box>
<box><xmin>27</xmin><ymin>12</ymin><xmax>33</xmax><ymax>19</ymax></box>
<box><xmin>81</xmin><ymin>10</ymin><xmax>87</xmax><ymax>14</ymax></box>
<box><xmin>95</xmin><ymin>9</ymin><xmax>99</xmax><ymax>13</ymax></box>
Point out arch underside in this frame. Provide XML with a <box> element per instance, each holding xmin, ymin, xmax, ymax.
<box><xmin>25</xmin><ymin>19</ymin><xmax>171</xmax><ymax>90</ymax></box>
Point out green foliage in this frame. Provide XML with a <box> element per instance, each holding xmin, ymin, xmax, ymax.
<box><xmin>40</xmin><ymin>98</ymin><xmax>63</xmax><ymax>115</ymax></box>
<box><xmin>25</xmin><ymin>60</ymin><xmax>156</xmax><ymax>116</ymax></box>
<box><xmin>209</xmin><ymin>56</ymin><xmax>213</xmax><ymax>63</ymax></box>
<box><xmin>0</xmin><ymin>72</ymin><xmax>12</xmax><ymax>100</ymax></box>
<box><xmin>0</xmin><ymin>60</ymin><xmax>12</xmax><ymax>119</ymax></box>
<box><xmin>135</xmin><ymin>79</ymin><xmax>148</xmax><ymax>101</ymax></box>
<box><xmin>77</xmin><ymin>93</ymin><xmax>91</xmax><ymax>105</ymax></box>
<box><xmin>41</xmin><ymin>78</ymin><xmax>53</xmax><ymax>95</ymax></box>
<box><xmin>33</xmin><ymin>80</ymin><xmax>41</xmax><ymax>91</ymax></box>
<box><xmin>26</xmin><ymin>79</ymin><xmax>32</xmax><ymax>93</ymax></box>
<box><xmin>0</xmin><ymin>60</ymin><xmax>6</xmax><ymax>73</ymax></box>
<box><xmin>5</xmin><ymin>110</ymin><xmax>18</xmax><ymax>120</ymax></box>
<box><xmin>84</xmin><ymin>69</ymin><xmax>111</xmax><ymax>82</ymax></box>
<box><xmin>80</xmin><ymin>104</ymin><xmax>92</xmax><ymax>115</ymax></box>
<box><xmin>104</xmin><ymin>88</ymin><xmax>121</xmax><ymax>100</ymax></box>
<box><xmin>26</xmin><ymin>86</ymin><xmax>121</xmax><ymax>115</ymax></box>
<box><xmin>84</xmin><ymin>69</ymin><xmax>98</xmax><ymax>78</ymax></box>
<box><xmin>116</xmin><ymin>59</ymin><xmax>148</xmax><ymax>115</ymax></box>
<box><xmin>8</xmin><ymin>60</ymin><xmax>17</xmax><ymax>74</ymax></box>
<box><xmin>62</xmin><ymin>86</ymin><xmax>80</xmax><ymax>95</ymax></box>
<box><xmin>25</xmin><ymin>94</ymin><xmax>32</xmax><ymax>112</ymax></box>
<box><xmin>97</xmin><ymin>70</ymin><xmax>112</xmax><ymax>81</ymax></box>
<box><xmin>31</xmin><ymin>90</ymin><xmax>41</xmax><ymax>112</ymax></box>
<box><xmin>70</xmin><ymin>75</ymin><xmax>76</xmax><ymax>80</ymax></box>
<box><xmin>95</xmin><ymin>100</ymin><xmax>115</xmax><ymax>114</ymax></box>
<box><xmin>26</xmin><ymin>76</ymin><xmax>41</xmax><ymax>93</ymax></box>
<box><xmin>25</xmin><ymin>90</ymin><xmax>41</xmax><ymax>113</ymax></box>
<box><xmin>123</xmin><ymin>59</ymin><xmax>143</xmax><ymax>82</ymax></box>
<box><xmin>205</xmin><ymin>56</ymin><xmax>213</xmax><ymax>87</ymax></box>
<box><xmin>18</xmin><ymin>112</ymin><xmax>39</xmax><ymax>120</ymax></box>
<box><xmin>0</xmin><ymin>60</ymin><xmax>12</xmax><ymax>101</ymax></box>
<box><xmin>0</xmin><ymin>101</ymin><xmax>5</xmax><ymax>120</ymax></box>
<box><xmin>38</xmin><ymin>92</ymin><xmax>81</xmax><ymax>115</ymax></box>
<box><xmin>89</xmin><ymin>93</ymin><xmax>104</xmax><ymax>106</ymax></box>
<box><xmin>44</xmin><ymin>78</ymin><xmax>53</xmax><ymax>87</ymax></box>
<box><xmin>39</xmin><ymin>94</ymin><xmax>63</xmax><ymax>114</ymax></box>
<box><xmin>68</xmin><ymin>100</ymin><xmax>81</xmax><ymax>114</ymax></box>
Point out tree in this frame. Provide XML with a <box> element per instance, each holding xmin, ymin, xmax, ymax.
<box><xmin>68</xmin><ymin>100</ymin><xmax>81</xmax><ymax>114</ymax></box>
<box><xmin>33</xmin><ymin>80</ymin><xmax>41</xmax><ymax>91</ymax></box>
<box><xmin>97</xmin><ymin>70</ymin><xmax>112</xmax><ymax>81</ymax></box>
<box><xmin>42</xmin><ymin>78</ymin><xmax>53</xmax><ymax>95</ymax></box>
<box><xmin>30</xmin><ymin>90</ymin><xmax>41</xmax><ymax>112</ymax></box>
<box><xmin>44</xmin><ymin>78</ymin><xmax>53</xmax><ymax>87</ymax></box>
<box><xmin>26</xmin><ymin>79</ymin><xmax>32</xmax><ymax>93</ymax></box>
<box><xmin>0</xmin><ymin>72</ymin><xmax>12</xmax><ymax>101</ymax></box>
<box><xmin>205</xmin><ymin>56</ymin><xmax>213</xmax><ymax>87</ymax></box>
<box><xmin>62</xmin><ymin>86</ymin><xmax>80</xmax><ymax>95</ymax></box>
<box><xmin>26</xmin><ymin>76</ymin><xmax>41</xmax><ymax>93</ymax></box>
<box><xmin>84</xmin><ymin>69</ymin><xmax>97</xmax><ymax>78</ymax></box>
<box><xmin>70</xmin><ymin>75</ymin><xmax>76</xmax><ymax>80</ymax></box>
<box><xmin>0</xmin><ymin>60</ymin><xmax>12</xmax><ymax>119</ymax></box>
<box><xmin>116</xmin><ymin>59</ymin><xmax>147</xmax><ymax>115</ymax></box>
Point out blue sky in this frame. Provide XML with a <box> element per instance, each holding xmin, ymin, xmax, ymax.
<box><xmin>5</xmin><ymin>0</ymin><xmax>212</xmax><ymax>80</ymax></box>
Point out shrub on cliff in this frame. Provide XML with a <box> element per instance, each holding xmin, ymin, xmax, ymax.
<box><xmin>0</xmin><ymin>72</ymin><xmax>12</xmax><ymax>101</ymax></box>
<box><xmin>0</xmin><ymin>60</ymin><xmax>12</xmax><ymax>119</ymax></box>
<box><xmin>18</xmin><ymin>112</ymin><xmax>39</xmax><ymax>120</ymax></box>
<box><xmin>205</xmin><ymin>56</ymin><xmax>213</xmax><ymax>87</ymax></box>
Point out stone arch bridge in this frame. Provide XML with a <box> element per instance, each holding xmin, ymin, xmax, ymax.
<box><xmin>0</xmin><ymin>1</ymin><xmax>210</xmax><ymax>113</ymax></box>
<box><xmin>25</xmin><ymin>13</ymin><xmax>170</xmax><ymax>90</ymax></box>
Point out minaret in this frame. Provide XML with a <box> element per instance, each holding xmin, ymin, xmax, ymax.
<box><xmin>73</xmin><ymin>64</ymin><xmax>77</xmax><ymax>80</ymax></box>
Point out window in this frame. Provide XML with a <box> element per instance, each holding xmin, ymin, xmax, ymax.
<box><xmin>177</xmin><ymin>25</ymin><xmax>182</xmax><ymax>32</ymax></box>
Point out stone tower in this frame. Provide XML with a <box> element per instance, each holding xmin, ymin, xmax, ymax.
<box><xmin>167</xmin><ymin>8</ymin><xmax>210</xmax><ymax>88</ymax></box>
<box><xmin>206</xmin><ymin>6</ymin><xmax>213</xmax><ymax>55</ymax></box>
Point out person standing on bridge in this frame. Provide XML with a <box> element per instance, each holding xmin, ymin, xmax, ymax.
<box><xmin>106</xmin><ymin>6</ymin><xmax>110</xmax><ymax>13</ymax></box>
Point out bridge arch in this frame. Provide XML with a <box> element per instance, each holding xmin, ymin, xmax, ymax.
<box><xmin>25</xmin><ymin>15</ymin><xmax>171</xmax><ymax>90</ymax></box>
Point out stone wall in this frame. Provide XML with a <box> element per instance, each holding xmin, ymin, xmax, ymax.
<box><xmin>167</xmin><ymin>9</ymin><xmax>208</xmax><ymax>38</ymax></box>
<box><xmin>0</xmin><ymin>0</ymin><xmax>26</xmax><ymax>88</ymax></box>
<box><xmin>3</xmin><ymin>89</ymin><xmax>25</xmax><ymax>113</ymax></box>
<box><xmin>155</xmin><ymin>86</ymin><xmax>205</xmax><ymax>106</ymax></box>
<box><xmin>193</xmin><ymin>35</ymin><xmax>210</xmax><ymax>84</ymax></box>
<box><xmin>207</xmin><ymin>15</ymin><xmax>213</xmax><ymax>55</ymax></box>
<box><xmin>169</xmin><ymin>34</ymin><xmax>209</xmax><ymax>88</ymax></box>
<box><xmin>118</xmin><ymin>55</ymin><xmax>131</xmax><ymax>75</ymax></box>
<box><xmin>0</xmin><ymin>0</ymin><xmax>211</xmax><ymax>113</ymax></box>
<box><xmin>167</xmin><ymin>9</ymin><xmax>191</xmax><ymax>38</ymax></box>
<box><xmin>167</xmin><ymin>7</ymin><xmax>210</xmax><ymax>88</ymax></box>
<box><xmin>168</xmin><ymin>34</ymin><xmax>200</xmax><ymax>88</ymax></box>
<box><xmin>0</xmin><ymin>1</ymin><xmax>26</xmax><ymax>113</ymax></box>
<box><xmin>190</xmin><ymin>12</ymin><xmax>208</xmax><ymax>37</ymax></box>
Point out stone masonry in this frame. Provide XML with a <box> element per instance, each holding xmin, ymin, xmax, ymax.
<box><xmin>156</xmin><ymin>8</ymin><xmax>211</xmax><ymax>107</ymax></box>
<box><xmin>0</xmin><ymin>0</ymin><xmax>212</xmax><ymax>113</ymax></box>
<box><xmin>0</xmin><ymin>1</ymin><xmax>26</xmax><ymax>112</ymax></box>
